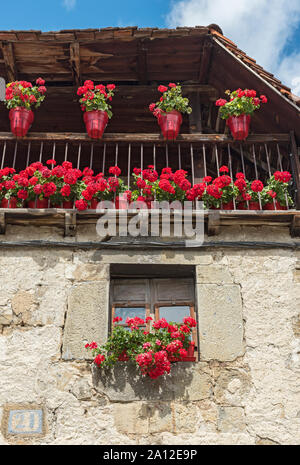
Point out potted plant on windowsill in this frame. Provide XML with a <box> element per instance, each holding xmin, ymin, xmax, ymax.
<box><xmin>216</xmin><ymin>89</ymin><xmax>267</xmax><ymax>140</ymax></box>
<box><xmin>85</xmin><ymin>315</ymin><xmax>197</xmax><ymax>380</ymax></box>
<box><xmin>77</xmin><ymin>81</ymin><xmax>116</xmax><ymax>139</ymax></box>
<box><xmin>4</xmin><ymin>78</ymin><xmax>46</xmax><ymax>138</ymax></box>
<box><xmin>149</xmin><ymin>83</ymin><xmax>192</xmax><ymax>140</ymax></box>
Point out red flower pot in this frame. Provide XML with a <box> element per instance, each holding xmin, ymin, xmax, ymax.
<box><xmin>9</xmin><ymin>107</ymin><xmax>34</xmax><ymax>138</ymax></box>
<box><xmin>115</xmin><ymin>194</ymin><xmax>129</xmax><ymax>209</ymax></box>
<box><xmin>50</xmin><ymin>203</ymin><xmax>61</xmax><ymax>208</ymax></box>
<box><xmin>62</xmin><ymin>201</ymin><xmax>74</xmax><ymax>209</ymax></box>
<box><xmin>89</xmin><ymin>198</ymin><xmax>99</xmax><ymax>209</ymax></box>
<box><xmin>237</xmin><ymin>202</ymin><xmax>247</xmax><ymax>210</ymax></box>
<box><xmin>158</xmin><ymin>110</ymin><xmax>182</xmax><ymax>140</ymax></box>
<box><xmin>182</xmin><ymin>341</ymin><xmax>196</xmax><ymax>362</ymax></box>
<box><xmin>1</xmin><ymin>197</ymin><xmax>18</xmax><ymax>208</ymax></box>
<box><xmin>36</xmin><ymin>198</ymin><xmax>49</xmax><ymax>209</ymax></box>
<box><xmin>263</xmin><ymin>201</ymin><xmax>287</xmax><ymax>211</ymax></box>
<box><xmin>118</xmin><ymin>351</ymin><xmax>129</xmax><ymax>361</ymax></box>
<box><xmin>168</xmin><ymin>342</ymin><xmax>196</xmax><ymax>362</ymax></box>
<box><xmin>248</xmin><ymin>201</ymin><xmax>261</xmax><ymax>210</ymax></box>
<box><xmin>83</xmin><ymin>110</ymin><xmax>108</xmax><ymax>139</ymax></box>
<box><xmin>227</xmin><ymin>115</ymin><xmax>251</xmax><ymax>141</ymax></box>
<box><xmin>27</xmin><ymin>200</ymin><xmax>36</xmax><ymax>208</ymax></box>
<box><xmin>222</xmin><ymin>201</ymin><xmax>234</xmax><ymax>210</ymax></box>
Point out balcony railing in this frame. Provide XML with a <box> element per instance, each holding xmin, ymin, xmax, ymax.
<box><xmin>0</xmin><ymin>131</ymin><xmax>298</xmax><ymax>210</ymax></box>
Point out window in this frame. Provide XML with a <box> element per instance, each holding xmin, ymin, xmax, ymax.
<box><xmin>110</xmin><ymin>277</ymin><xmax>198</xmax><ymax>352</ymax></box>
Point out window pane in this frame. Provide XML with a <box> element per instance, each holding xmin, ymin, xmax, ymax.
<box><xmin>114</xmin><ymin>307</ymin><xmax>146</xmax><ymax>322</ymax></box>
<box><xmin>159</xmin><ymin>306</ymin><xmax>190</xmax><ymax>323</ymax></box>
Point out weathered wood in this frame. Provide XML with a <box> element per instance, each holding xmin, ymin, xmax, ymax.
<box><xmin>1</xmin><ymin>42</ymin><xmax>17</xmax><ymax>81</ymax></box>
<box><xmin>0</xmin><ymin>132</ymin><xmax>290</xmax><ymax>144</ymax></box>
<box><xmin>70</xmin><ymin>42</ymin><xmax>81</xmax><ymax>86</ymax></box>
<box><xmin>290</xmin><ymin>214</ymin><xmax>300</xmax><ymax>237</ymax></box>
<box><xmin>188</xmin><ymin>92</ymin><xmax>202</xmax><ymax>133</ymax></box>
<box><xmin>207</xmin><ymin>211</ymin><xmax>220</xmax><ymax>236</ymax></box>
<box><xmin>0</xmin><ymin>212</ymin><xmax>6</xmax><ymax>234</ymax></box>
<box><xmin>64</xmin><ymin>211</ymin><xmax>77</xmax><ymax>236</ymax></box>
<box><xmin>198</xmin><ymin>40</ymin><xmax>213</xmax><ymax>83</ymax></box>
<box><xmin>290</xmin><ymin>131</ymin><xmax>300</xmax><ymax>210</ymax></box>
<box><xmin>137</xmin><ymin>40</ymin><xmax>148</xmax><ymax>84</ymax></box>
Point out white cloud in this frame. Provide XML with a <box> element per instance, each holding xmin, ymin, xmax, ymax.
<box><xmin>166</xmin><ymin>0</ymin><xmax>300</xmax><ymax>95</ymax></box>
<box><xmin>62</xmin><ymin>0</ymin><xmax>76</xmax><ymax>11</ymax></box>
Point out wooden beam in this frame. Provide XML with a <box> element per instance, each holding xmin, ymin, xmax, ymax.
<box><xmin>188</xmin><ymin>92</ymin><xmax>205</xmax><ymax>181</ymax></box>
<box><xmin>0</xmin><ymin>132</ymin><xmax>290</xmax><ymax>143</ymax></box>
<box><xmin>188</xmin><ymin>92</ymin><xmax>202</xmax><ymax>133</ymax></box>
<box><xmin>70</xmin><ymin>42</ymin><xmax>81</xmax><ymax>86</ymax></box>
<box><xmin>1</xmin><ymin>42</ymin><xmax>17</xmax><ymax>82</ymax></box>
<box><xmin>198</xmin><ymin>40</ymin><xmax>213</xmax><ymax>84</ymax></box>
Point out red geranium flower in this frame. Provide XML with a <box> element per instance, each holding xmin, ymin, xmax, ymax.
<box><xmin>158</xmin><ymin>85</ymin><xmax>168</xmax><ymax>93</ymax></box>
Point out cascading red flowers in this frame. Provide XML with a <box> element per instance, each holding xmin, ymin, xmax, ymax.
<box><xmin>0</xmin><ymin>161</ymin><xmax>293</xmax><ymax>211</ymax></box>
<box><xmin>85</xmin><ymin>315</ymin><xmax>197</xmax><ymax>379</ymax></box>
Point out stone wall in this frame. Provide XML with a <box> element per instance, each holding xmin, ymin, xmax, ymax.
<box><xmin>0</xmin><ymin>225</ymin><xmax>299</xmax><ymax>445</ymax></box>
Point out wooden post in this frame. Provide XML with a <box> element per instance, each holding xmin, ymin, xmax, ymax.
<box><xmin>70</xmin><ymin>42</ymin><xmax>81</xmax><ymax>87</ymax></box>
<box><xmin>1</xmin><ymin>42</ymin><xmax>17</xmax><ymax>82</ymax></box>
<box><xmin>290</xmin><ymin>131</ymin><xmax>300</xmax><ymax>210</ymax></box>
<box><xmin>188</xmin><ymin>92</ymin><xmax>204</xmax><ymax>182</ymax></box>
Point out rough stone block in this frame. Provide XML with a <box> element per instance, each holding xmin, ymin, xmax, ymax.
<box><xmin>148</xmin><ymin>403</ymin><xmax>173</xmax><ymax>433</ymax></box>
<box><xmin>217</xmin><ymin>406</ymin><xmax>246</xmax><ymax>432</ymax></box>
<box><xmin>197</xmin><ymin>284</ymin><xmax>244</xmax><ymax>361</ymax></box>
<box><xmin>71</xmin><ymin>264</ymin><xmax>109</xmax><ymax>282</ymax></box>
<box><xmin>214</xmin><ymin>369</ymin><xmax>252</xmax><ymax>406</ymax></box>
<box><xmin>62</xmin><ymin>281</ymin><xmax>109</xmax><ymax>360</ymax></box>
<box><xmin>174</xmin><ymin>403</ymin><xmax>198</xmax><ymax>433</ymax></box>
<box><xmin>0</xmin><ymin>306</ymin><xmax>13</xmax><ymax>325</ymax></box>
<box><xmin>113</xmin><ymin>402</ymin><xmax>149</xmax><ymax>434</ymax></box>
<box><xmin>196</xmin><ymin>265</ymin><xmax>233</xmax><ymax>284</ymax></box>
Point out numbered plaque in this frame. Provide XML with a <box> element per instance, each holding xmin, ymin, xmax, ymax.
<box><xmin>7</xmin><ymin>408</ymin><xmax>43</xmax><ymax>435</ymax></box>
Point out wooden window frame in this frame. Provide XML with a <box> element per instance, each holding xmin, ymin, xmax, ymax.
<box><xmin>154</xmin><ymin>302</ymin><xmax>198</xmax><ymax>351</ymax></box>
<box><xmin>111</xmin><ymin>303</ymin><xmax>151</xmax><ymax>331</ymax></box>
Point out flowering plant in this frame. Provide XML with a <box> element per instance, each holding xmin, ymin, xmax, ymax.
<box><xmin>149</xmin><ymin>83</ymin><xmax>192</xmax><ymax>118</ymax></box>
<box><xmin>77</xmin><ymin>80</ymin><xmax>116</xmax><ymax>117</ymax></box>
<box><xmin>74</xmin><ymin>166</ymin><xmax>128</xmax><ymax>210</ymax></box>
<box><xmin>216</xmin><ymin>88</ymin><xmax>267</xmax><ymax>120</ymax></box>
<box><xmin>4</xmin><ymin>78</ymin><xmax>46</xmax><ymax>110</ymax></box>
<box><xmin>261</xmin><ymin>171</ymin><xmax>293</xmax><ymax>207</ymax></box>
<box><xmin>201</xmin><ymin>166</ymin><xmax>239</xmax><ymax>208</ymax></box>
<box><xmin>85</xmin><ymin>315</ymin><xmax>197</xmax><ymax>380</ymax></box>
<box><xmin>131</xmin><ymin>166</ymin><xmax>192</xmax><ymax>205</ymax></box>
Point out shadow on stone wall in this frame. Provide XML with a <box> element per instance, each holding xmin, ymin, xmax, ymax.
<box><xmin>92</xmin><ymin>361</ymin><xmax>211</xmax><ymax>402</ymax></box>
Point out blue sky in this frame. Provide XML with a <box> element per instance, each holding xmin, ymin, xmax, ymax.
<box><xmin>0</xmin><ymin>0</ymin><xmax>300</xmax><ymax>95</ymax></box>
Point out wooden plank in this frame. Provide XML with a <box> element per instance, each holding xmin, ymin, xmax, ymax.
<box><xmin>0</xmin><ymin>132</ymin><xmax>289</xmax><ymax>143</ymax></box>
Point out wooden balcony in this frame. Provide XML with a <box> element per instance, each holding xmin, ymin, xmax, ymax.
<box><xmin>0</xmin><ymin>131</ymin><xmax>299</xmax><ymax>238</ymax></box>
